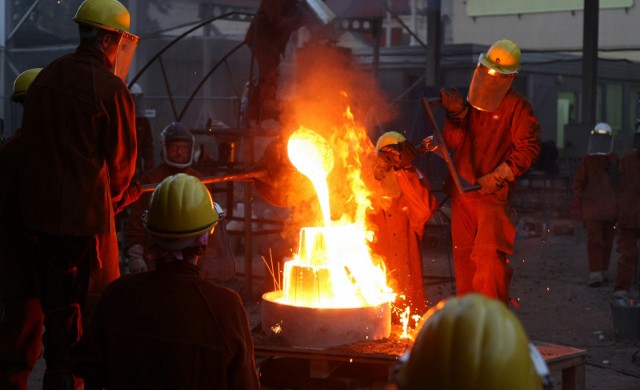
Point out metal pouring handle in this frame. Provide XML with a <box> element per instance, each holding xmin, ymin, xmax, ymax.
<box><xmin>141</xmin><ymin>169</ymin><xmax>269</xmax><ymax>193</ymax></box>
<box><xmin>420</xmin><ymin>97</ymin><xmax>481</xmax><ymax>194</ymax></box>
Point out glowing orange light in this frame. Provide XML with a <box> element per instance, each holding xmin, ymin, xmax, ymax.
<box><xmin>276</xmin><ymin>111</ymin><xmax>394</xmax><ymax>309</ymax></box>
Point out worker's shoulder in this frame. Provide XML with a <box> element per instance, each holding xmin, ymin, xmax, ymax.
<box><xmin>195</xmin><ymin>278</ymin><xmax>244</xmax><ymax>304</ymax></box>
<box><xmin>503</xmin><ymin>89</ymin><xmax>533</xmax><ymax>107</ymax></box>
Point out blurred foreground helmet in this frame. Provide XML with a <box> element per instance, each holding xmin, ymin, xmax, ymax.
<box><xmin>143</xmin><ymin>174</ymin><xmax>219</xmax><ymax>244</ymax></box>
<box><xmin>161</xmin><ymin>122</ymin><xmax>195</xmax><ymax>168</ymax></box>
<box><xmin>74</xmin><ymin>0</ymin><xmax>139</xmax><ymax>81</ymax></box>
<box><xmin>588</xmin><ymin>122</ymin><xmax>614</xmax><ymax>156</ymax></box>
<box><xmin>394</xmin><ymin>293</ymin><xmax>546</xmax><ymax>390</ymax></box>
<box><xmin>11</xmin><ymin>68</ymin><xmax>42</xmax><ymax>103</ymax></box>
<box><xmin>468</xmin><ymin>39</ymin><xmax>520</xmax><ymax>112</ymax></box>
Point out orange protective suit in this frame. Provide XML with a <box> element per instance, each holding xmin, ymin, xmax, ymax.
<box><xmin>571</xmin><ymin>154</ymin><xmax>619</xmax><ymax>278</ymax></box>
<box><xmin>369</xmin><ymin>166</ymin><xmax>437</xmax><ymax>316</ymax></box>
<box><xmin>18</xmin><ymin>44</ymin><xmax>137</xmax><ymax>387</ymax></box>
<box><xmin>613</xmin><ymin>151</ymin><xmax>640</xmax><ymax>293</ymax></box>
<box><xmin>443</xmin><ymin>89</ymin><xmax>541</xmax><ymax>304</ymax></box>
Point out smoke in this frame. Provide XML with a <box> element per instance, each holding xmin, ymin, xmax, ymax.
<box><xmin>279</xmin><ymin>43</ymin><xmax>395</xmax><ymax>136</ymax></box>
<box><xmin>275</xmin><ymin>43</ymin><xmax>397</xmax><ymax>240</ymax></box>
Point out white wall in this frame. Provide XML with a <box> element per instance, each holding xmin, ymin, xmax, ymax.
<box><xmin>449</xmin><ymin>0</ymin><xmax>640</xmax><ymax>62</ymax></box>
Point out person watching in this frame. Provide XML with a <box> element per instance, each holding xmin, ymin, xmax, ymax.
<box><xmin>17</xmin><ymin>0</ymin><xmax>139</xmax><ymax>386</ymax></box>
<box><xmin>68</xmin><ymin>174</ymin><xmax>260</xmax><ymax>389</ymax></box>
<box><xmin>124</xmin><ymin>122</ymin><xmax>204</xmax><ymax>273</ymax></box>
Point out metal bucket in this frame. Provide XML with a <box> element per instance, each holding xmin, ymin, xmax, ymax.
<box><xmin>610</xmin><ymin>300</ymin><xmax>640</xmax><ymax>343</ymax></box>
<box><xmin>262</xmin><ymin>290</ymin><xmax>391</xmax><ymax>349</ymax></box>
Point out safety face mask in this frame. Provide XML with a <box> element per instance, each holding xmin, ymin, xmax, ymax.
<box><xmin>114</xmin><ymin>31</ymin><xmax>139</xmax><ymax>82</ymax></box>
<box><xmin>467</xmin><ymin>55</ymin><xmax>516</xmax><ymax>112</ymax></box>
<box><xmin>587</xmin><ymin>131</ymin><xmax>614</xmax><ymax>156</ymax></box>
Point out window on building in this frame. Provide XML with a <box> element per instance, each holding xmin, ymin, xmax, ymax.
<box><xmin>557</xmin><ymin>91</ymin><xmax>577</xmax><ymax>150</ymax></box>
<box><xmin>604</xmin><ymin>83</ymin><xmax>623</xmax><ymax>133</ymax></box>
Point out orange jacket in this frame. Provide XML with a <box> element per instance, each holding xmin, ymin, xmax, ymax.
<box><xmin>68</xmin><ymin>261</ymin><xmax>260</xmax><ymax>389</ymax></box>
<box><xmin>616</xmin><ymin>152</ymin><xmax>639</xmax><ymax>228</ymax></box>
<box><xmin>571</xmin><ymin>154</ymin><xmax>619</xmax><ymax>222</ymax></box>
<box><xmin>443</xmin><ymin>89</ymin><xmax>541</xmax><ymax>200</ymax></box>
<box><xmin>19</xmin><ymin>45</ymin><xmax>137</xmax><ymax>235</ymax></box>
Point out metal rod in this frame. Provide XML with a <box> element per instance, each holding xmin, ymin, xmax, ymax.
<box><xmin>140</xmin><ymin>169</ymin><xmax>268</xmax><ymax>193</ymax></box>
<box><xmin>7</xmin><ymin>0</ymin><xmax>40</xmax><ymax>42</ymax></box>
<box><xmin>420</xmin><ymin>97</ymin><xmax>480</xmax><ymax>194</ymax></box>
<box><xmin>128</xmin><ymin>12</ymin><xmax>254</xmax><ymax>88</ymax></box>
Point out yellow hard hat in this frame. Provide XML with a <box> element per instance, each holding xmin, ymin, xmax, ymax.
<box><xmin>375</xmin><ymin>131</ymin><xmax>407</xmax><ymax>151</ymax></box>
<box><xmin>395</xmin><ymin>293</ymin><xmax>542</xmax><ymax>390</ymax></box>
<box><xmin>479</xmin><ymin>39</ymin><xmax>521</xmax><ymax>74</ymax></box>
<box><xmin>73</xmin><ymin>0</ymin><xmax>131</xmax><ymax>33</ymax></box>
<box><xmin>11</xmin><ymin>68</ymin><xmax>42</xmax><ymax>103</ymax></box>
<box><xmin>143</xmin><ymin>174</ymin><xmax>219</xmax><ymax>239</ymax></box>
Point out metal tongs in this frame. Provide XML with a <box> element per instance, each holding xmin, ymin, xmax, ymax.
<box><xmin>418</xmin><ymin>97</ymin><xmax>481</xmax><ymax>194</ymax></box>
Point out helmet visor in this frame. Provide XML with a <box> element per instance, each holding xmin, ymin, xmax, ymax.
<box><xmin>114</xmin><ymin>31</ymin><xmax>139</xmax><ymax>81</ymax></box>
<box><xmin>588</xmin><ymin>132</ymin><xmax>614</xmax><ymax>155</ymax></box>
<box><xmin>164</xmin><ymin>140</ymin><xmax>195</xmax><ymax>168</ymax></box>
<box><xmin>467</xmin><ymin>58</ymin><xmax>516</xmax><ymax>112</ymax></box>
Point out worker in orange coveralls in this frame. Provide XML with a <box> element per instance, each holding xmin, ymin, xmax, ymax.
<box><xmin>370</xmin><ymin>131</ymin><xmax>437</xmax><ymax>317</ymax></box>
<box><xmin>440</xmin><ymin>39</ymin><xmax>541</xmax><ymax>305</ymax></box>
<box><xmin>0</xmin><ymin>69</ymin><xmax>44</xmax><ymax>390</ymax></box>
<box><xmin>17</xmin><ymin>0</ymin><xmax>139</xmax><ymax>387</ymax></box>
<box><xmin>613</xmin><ymin>123</ymin><xmax>640</xmax><ymax>299</ymax></box>
<box><xmin>68</xmin><ymin>174</ymin><xmax>260</xmax><ymax>389</ymax></box>
<box><xmin>571</xmin><ymin>122</ymin><xmax>619</xmax><ymax>288</ymax></box>
<box><xmin>124</xmin><ymin>122</ymin><xmax>203</xmax><ymax>273</ymax></box>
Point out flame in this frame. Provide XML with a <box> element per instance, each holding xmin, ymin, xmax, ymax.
<box><xmin>279</xmin><ymin>106</ymin><xmax>394</xmax><ymax>309</ymax></box>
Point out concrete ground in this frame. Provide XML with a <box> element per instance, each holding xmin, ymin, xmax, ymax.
<box><xmin>416</xmin><ymin>216</ymin><xmax>640</xmax><ymax>390</ymax></box>
<box><xmin>28</xmin><ymin>213</ymin><xmax>640</xmax><ymax>389</ymax></box>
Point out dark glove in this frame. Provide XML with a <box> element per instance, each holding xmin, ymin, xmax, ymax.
<box><xmin>374</xmin><ymin>155</ymin><xmax>393</xmax><ymax>181</ymax></box>
<box><xmin>477</xmin><ymin>163</ymin><xmax>514</xmax><ymax>195</ymax></box>
<box><xmin>420</xmin><ymin>135</ymin><xmax>439</xmax><ymax>153</ymax></box>
<box><xmin>440</xmin><ymin>87</ymin><xmax>468</xmax><ymax>119</ymax></box>
<box><xmin>113</xmin><ymin>180</ymin><xmax>141</xmax><ymax>214</ymax></box>
<box><xmin>378</xmin><ymin>142</ymin><xmax>417</xmax><ymax>170</ymax></box>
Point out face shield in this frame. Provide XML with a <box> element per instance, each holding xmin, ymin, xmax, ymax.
<box><xmin>114</xmin><ymin>31</ymin><xmax>139</xmax><ymax>82</ymax></box>
<box><xmin>587</xmin><ymin>129</ymin><xmax>614</xmax><ymax>156</ymax></box>
<box><xmin>163</xmin><ymin>139</ymin><xmax>195</xmax><ymax>168</ymax></box>
<box><xmin>467</xmin><ymin>54</ymin><xmax>517</xmax><ymax>112</ymax></box>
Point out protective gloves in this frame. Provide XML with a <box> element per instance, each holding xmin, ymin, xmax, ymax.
<box><xmin>377</xmin><ymin>141</ymin><xmax>417</xmax><ymax>171</ymax></box>
<box><xmin>420</xmin><ymin>135</ymin><xmax>439</xmax><ymax>153</ymax></box>
<box><xmin>440</xmin><ymin>87</ymin><xmax>468</xmax><ymax>119</ymax></box>
<box><xmin>477</xmin><ymin>162</ymin><xmax>515</xmax><ymax>195</ymax></box>
<box><xmin>127</xmin><ymin>244</ymin><xmax>148</xmax><ymax>273</ymax></box>
<box><xmin>373</xmin><ymin>155</ymin><xmax>393</xmax><ymax>181</ymax></box>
